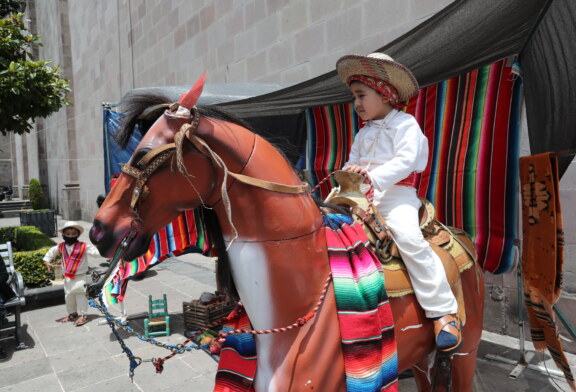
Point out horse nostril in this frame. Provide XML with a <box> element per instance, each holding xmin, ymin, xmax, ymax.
<box><xmin>89</xmin><ymin>222</ymin><xmax>106</xmax><ymax>244</ymax></box>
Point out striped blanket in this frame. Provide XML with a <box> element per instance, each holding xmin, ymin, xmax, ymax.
<box><xmin>214</xmin><ymin>213</ymin><xmax>398</xmax><ymax>391</ymax></box>
<box><xmin>214</xmin><ymin>306</ymin><xmax>257</xmax><ymax>392</ymax></box>
<box><xmin>324</xmin><ymin>213</ymin><xmax>398</xmax><ymax>391</ymax></box>
<box><xmin>306</xmin><ymin>59</ymin><xmax>523</xmax><ymax>274</ymax></box>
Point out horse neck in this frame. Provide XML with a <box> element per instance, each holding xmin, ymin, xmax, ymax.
<box><xmin>200</xmin><ymin>120</ymin><xmax>330</xmax><ymax>330</ymax></box>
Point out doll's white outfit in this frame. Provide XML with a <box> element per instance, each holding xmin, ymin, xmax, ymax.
<box><xmin>345</xmin><ymin>109</ymin><xmax>457</xmax><ymax>318</ymax></box>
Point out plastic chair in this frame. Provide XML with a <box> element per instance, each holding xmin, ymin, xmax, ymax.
<box><xmin>144</xmin><ymin>294</ymin><xmax>170</xmax><ymax>338</ymax></box>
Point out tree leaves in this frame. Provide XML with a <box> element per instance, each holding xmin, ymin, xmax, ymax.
<box><xmin>0</xmin><ymin>13</ymin><xmax>69</xmax><ymax>135</ymax></box>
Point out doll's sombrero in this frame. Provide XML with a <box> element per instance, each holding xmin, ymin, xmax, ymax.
<box><xmin>336</xmin><ymin>52</ymin><xmax>419</xmax><ymax>102</ymax></box>
<box><xmin>59</xmin><ymin>221</ymin><xmax>84</xmax><ymax>235</ymax></box>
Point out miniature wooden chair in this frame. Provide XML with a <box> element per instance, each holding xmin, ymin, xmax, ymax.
<box><xmin>144</xmin><ymin>294</ymin><xmax>170</xmax><ymax>338</ymax></box>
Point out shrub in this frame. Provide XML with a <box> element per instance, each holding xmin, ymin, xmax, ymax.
<box><xmin>14</xmin><ymin>225</ymin><xmax>56</xmax><ymax>250</ymax></box>
<box><xmin>28</xmin><ymin>178</ymin><xmax>44</xmax><ymax>210</ymax></box>
<box><xmin>0</xmin><ymin>225</ymin><xmax>56</xmax><ymax>251</ymax></box>
<box><xmin>13</xmin><ymin>247</ymin><xmax>55</xmax><ymax>287</ymax></box>
<box><xmin>0</xmin><ymin>226</ymin><xmax>16</xmax><ymax>245</ymax></box>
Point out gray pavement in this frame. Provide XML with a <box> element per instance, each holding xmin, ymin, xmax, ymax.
<box><xmin>0</xmin><ymin>215</ymin><xmax>574</xmax><ymax>391</ymax></box>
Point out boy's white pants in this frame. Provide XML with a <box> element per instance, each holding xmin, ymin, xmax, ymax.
<box><xmin>374</xmin><ymin>185</ymin><xmax>458</xmax><ymax>318</ymax></box>
<box><xmin>63</xmin><ymin>275</ymin><xmax>88</xmax><ymax>315</ymax></box>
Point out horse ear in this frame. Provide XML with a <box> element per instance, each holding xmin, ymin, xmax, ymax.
<box><xmin>180</xmin><ymin>73</ymin><xmax>206</xmax><ymax>109</ymax></box>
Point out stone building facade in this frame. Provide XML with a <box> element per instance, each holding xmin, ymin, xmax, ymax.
<box><xmin>9</xmin><ymin>0</ymin><xmax>576</xmax><ymax>347</ymax></box>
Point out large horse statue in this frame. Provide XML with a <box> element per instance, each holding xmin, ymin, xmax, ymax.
<box><xmin>89</xmin><ymin>84</ymin><xmax>485</xmax><ymax>391</ymax></box>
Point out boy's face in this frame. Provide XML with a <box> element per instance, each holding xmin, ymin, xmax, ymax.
<box><xmin>350</xmin><ymin>82</ymin><xmax>391</xmax><ymax>121</ymax></box>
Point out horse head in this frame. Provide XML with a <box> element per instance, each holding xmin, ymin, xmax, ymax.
<box><xmin>90</xmin><ymin>83</ymin><xmax>316</xmax><ymax>262</ymax></box>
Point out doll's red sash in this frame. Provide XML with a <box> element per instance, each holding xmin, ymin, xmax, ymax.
<box><xmin>58</xmin><ymin>242</ymin><xmax>87</xmax><ymax>278</ymax></box>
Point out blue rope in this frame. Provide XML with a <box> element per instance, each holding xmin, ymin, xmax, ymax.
<box><xmin>88</xmin><ymin>294</ymin><xmax>209</xmax><ymax>378</ymax></box>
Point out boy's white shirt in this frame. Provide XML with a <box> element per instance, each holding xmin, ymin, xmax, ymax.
<box><xmin>345</xmin><ymin>109</ymin><xmax>428</xmax><ymax>192</ymax></box>
<box><xmin>43</xmin><ymin>242</ymin><xmax>100</xmax><ymax>276</ymax></box>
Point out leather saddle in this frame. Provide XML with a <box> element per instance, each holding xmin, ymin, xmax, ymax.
<box><xmin>325</xmin><ymin>171</ymin><xmax>476</xmax><ymax>324</ymax></box>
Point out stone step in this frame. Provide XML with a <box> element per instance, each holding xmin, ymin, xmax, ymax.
<box><xmin>0</xmin><ymin>199</ymin><xmax>31</xmax><ymax>212</ymax></box>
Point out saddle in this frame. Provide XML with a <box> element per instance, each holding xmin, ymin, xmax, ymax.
<box><xmin>325</xmin><ymin>171</ymin><xmax>476</xmax><ymax>324</ymax></box>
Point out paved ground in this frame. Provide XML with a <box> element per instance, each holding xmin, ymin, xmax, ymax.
<box><xmin>0</xmin><ymin>215</ymin><xmax>574</xmax><ymax>391</ymax></box>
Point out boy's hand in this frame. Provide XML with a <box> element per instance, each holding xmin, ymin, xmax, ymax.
<box><xmin>343</xmin><ymin>165</ymin><xmax>371</xmax><ymax>184</ymax></box>
<box><xmin>44</xmin><ymin>262</ymin><xmax>53</xmax><ymax>273</ymax></box>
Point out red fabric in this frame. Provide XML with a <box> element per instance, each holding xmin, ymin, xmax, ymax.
<box><xmin>395</xmin><ymin>172</ymin><xmax>416</xmax><ymax>187</ymax></box>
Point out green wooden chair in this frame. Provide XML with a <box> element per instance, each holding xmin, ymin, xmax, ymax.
<box><xmin>144</xmin><ymin>294</ymin><xmax>170</xmax><ymax>338</ymax></box>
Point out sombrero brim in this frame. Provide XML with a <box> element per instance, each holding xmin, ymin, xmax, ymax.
<box><xmin>336</xmin><ymin>55</ymin><xmax>419</xmax><ymax>102</ymax></box>
<box><xmin>59</xmin><ymin>224</ymin><xmax>84</xmax><ymax>235</ymax></box>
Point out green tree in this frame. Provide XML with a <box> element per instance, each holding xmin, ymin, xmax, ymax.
<box><xmin>28</xmin><ymin>178</ymin><xmax>44</xmax><ymax>210</ymax></box>
<box><xmin>0</xmin><ymin>10</ymin><xmax>70</xmax><ymax>135</ymax></box>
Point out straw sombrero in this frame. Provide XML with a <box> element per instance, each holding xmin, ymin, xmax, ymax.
<box><xmin>336</xmin><ymin>52</ymin><xmax>419</xmax><ymax>102</ymax></box>
<box><xmin>59</xmin><ymin>221</ymin><xmax>84</xmax><ymax>235</ymax></box>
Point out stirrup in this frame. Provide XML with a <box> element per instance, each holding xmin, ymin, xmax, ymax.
<box><xmin>433</xmin><ymin>314</ymin><xmax>463</xmax><ymax>354</ymax></box>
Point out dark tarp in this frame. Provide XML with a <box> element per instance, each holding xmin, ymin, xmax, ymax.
<box><xmin>520</xmin><ymin>0</ymin><xmax>576</xmax><ymax>176</ymax></box>
<box><xmin>221</xmin><ymin>0</ymin><xmax>549</xmax><ymax>115</ymax></box>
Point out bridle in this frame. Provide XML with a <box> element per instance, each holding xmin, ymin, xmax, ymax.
<box><xmin>121</xmin><ymin>106</ymin><xmax>309</xmax><ymax>211</ymax></box>
<box><xmin>87</xmin><ymin>105</ymin><xmax>309</xmax><ymax>297</ymax></box>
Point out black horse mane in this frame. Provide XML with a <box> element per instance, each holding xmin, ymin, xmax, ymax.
<box><xmin>114</xmin><ymin>91</ymin><xmax>256</xmax><ymax>148</ymax></box>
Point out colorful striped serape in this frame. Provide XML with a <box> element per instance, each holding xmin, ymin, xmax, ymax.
<box><xmin>59</xmin><ymin>241</ymin><xmax>87</xmax><ymax>279</ymax></box>
<box><xmin>306</xmin><ymin>59</ymin><xmax>522</xmax><ymax>274</ymax></box>
<box><xmin>214</xmin><ymin>214</ymin><xmax>398</xmax><ymax>391</ymax></box>
<box><xmin>520</xmin><ymin>153</ymin><xmax>575</xmax><ymax>391</ymax></box>
<box><xmin>324</xmin><ymin>213</ymin><xmax>398</xmax><ymax>391</ymax></box>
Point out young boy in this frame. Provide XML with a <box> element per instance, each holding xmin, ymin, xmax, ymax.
<box><xmin>44</xmin><ymin>221</ymin><xmax>100</xmax><ymax>326</ymax></box>
<box><xmin>336</xmin><ymin>52</ymin><xmax>463</xmax><ymax>353</ymax></box>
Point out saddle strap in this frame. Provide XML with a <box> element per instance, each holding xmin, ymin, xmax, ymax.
<box><xmin>351</xmin><ymin>206</ymin><xmax>391</xmax><ymax>243</ymax></box>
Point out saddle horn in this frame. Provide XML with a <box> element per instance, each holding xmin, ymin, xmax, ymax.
<box><xmin>325</xmin><ymin>170</ymin><xmax>370</xmax><ymax>210</ymax></box>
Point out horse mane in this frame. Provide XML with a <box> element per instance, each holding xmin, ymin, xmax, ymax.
<box><xmin>114</xmin><ymin>91</ymin><xmax>256</xmax><ymax>148</ymax></box>
<box><xmin>202</xmin><ymin>208</ymin><xmax>240</xmax><ymax>301</ymax></box>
